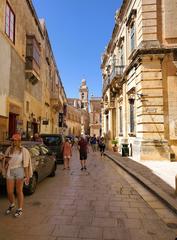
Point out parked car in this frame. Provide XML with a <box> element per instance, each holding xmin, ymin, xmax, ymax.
<box><xmin>0</xmin><ymin>141</ymin><xmax>57</xmax><ymax>195</ymax></box>
<box><xmin>40</xmin><ymin>133</ymin><xmax>64</xmax><ymax>164</ymax></box>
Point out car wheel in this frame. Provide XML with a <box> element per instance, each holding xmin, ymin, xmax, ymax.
<box><xmin>49</xmin><ymin>164</ymin><xmax>56</xmax><ymax>177</ymax></box>
<box><xmin>25</xmin><ymin>173</ymin><xmax>38</xmax><ymax>195</ymax></box>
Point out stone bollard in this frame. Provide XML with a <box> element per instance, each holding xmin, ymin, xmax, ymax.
<box><xmin>176</xmin><ymin>175</ymin><xmax>177</xmax><ymax>195</ymax></box>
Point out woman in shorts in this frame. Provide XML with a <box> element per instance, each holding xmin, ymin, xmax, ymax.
<box><xmin>4</xmin><ymin>133</ymin><xmax>32</xmax><ymax>217</ymax></box>
<box><xmin>63</xmin><ymin>138</ymin><xmax>72</xmax><ymax>170</ymax></box>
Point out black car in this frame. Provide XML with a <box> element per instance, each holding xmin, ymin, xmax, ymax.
<box><xmin>0</xmin><ymin>141</ymin><xmax>57</xmax><ymax>195</ymax></box>
<box><xmin>40</xmin><ymin>134</ymin><xmax>64</xmax><ymax>164</ymax></box>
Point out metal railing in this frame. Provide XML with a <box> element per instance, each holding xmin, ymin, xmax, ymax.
<box><xmin>102</xmin><ymin>65</ymin><xmax>125</xmax><ymax>94</ymax></box>
<box><xmin>109</xmin><ymin>65</ymin><xmax>124</xmax><ymax>83</ymax></box>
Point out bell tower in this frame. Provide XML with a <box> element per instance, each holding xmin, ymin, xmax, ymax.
<box><xmin>79</xmin><ymin>79</ymin><xmax>89</xmax><ymax>112</ymax></box>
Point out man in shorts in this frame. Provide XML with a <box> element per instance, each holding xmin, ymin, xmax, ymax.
<box><xmin>78</xmin><ymin>135</ymin><xmax>88</xmax><ymax>170</ymax></box>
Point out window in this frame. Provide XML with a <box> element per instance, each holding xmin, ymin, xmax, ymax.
<box><xmin>126</xmin><ymin>9</ymin><xmax>137</xmax><ymax>53</ymax></box>
<box><xmin>106</xmin><ymin>115</ymin><xmax>109</xmax><ymax>133</ymax></box>
<box><xmin>129</xmin><ymin>98</ymin><xmax>135</xmax><ymax>133</ymax></box>
<box><xmin>120</xmin><ymin>45</ymin><xmax>124</xmax><ymax>67</ymax></box>
<box><xmin>33</xmin><ymin>40</ymin><xmax>40</xmax><ymax>66</ymax></box>
<box><xmin>58</xmin><ymin>113</ymin><xmax>63</xmax><ymax>127</ymax></box>
<box><xmin>112</xmin><ymin>55</ymin><xmax>116</xmax><ymax>66</ymax></box>
<box><xmin>26</xmin><ymin>36</ymin><xmax>40</xmax><ymax>65</ymax></box>
<box><xmin>5</xmin><ymin>2</ymin><xmax>15</xmax><ymax>43</ymax></box>
<box><xmin>42</xmin><ymin>136</ymin><xmax>62</xmax><ymax>146</ymax></box>
<box><xmin>26</xmin><ymin>101</ymin><xmax>29</xmax><ymax>113</ymax></box>
<box><xmin>26</xmin><ymin>35</ymin><xmax>41</xmax><ymax>77</ymax></box>
<box><xmin>81</xmin><ymin>92</ymin><xmax>84</xmax><ymax>99</ymax></box>
<box><xmin>130</xmin><ymin>23</ymin><xmax>135</xmax><ymax>51</ymax></box>
<box><xmin>81</xmin><ymin>102</ymin><xmax>84</xmax><ymax>108</ymax></box>
<box><xmin>119</xmin><ymin>106</ymin><xmax>123</xmax><ymax>134</ymax></box>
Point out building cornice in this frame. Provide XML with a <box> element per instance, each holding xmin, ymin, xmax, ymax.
<box><xmin>122</xmin><ymin>46</ymin><xmax>177</xmax><ymax>83</ymax></box>
<box><xmin>102</xmin><ymin>46</ymin><xmax>177</xmax><ymax>96</ymax></box>
<box><xmin>101</xmin><ymin>0</ymin><xmax>130</xmax><ymax>68</ymax></box>
<box><xmin>130</xmin><ymin>47</ymin><xmax>177</xmax><ymax>62</ymax></box>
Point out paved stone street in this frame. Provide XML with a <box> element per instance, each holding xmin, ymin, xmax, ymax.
<box><xmin>0</xmin><ymin>147</ymin><xmax>176</xmax><ymax>240</ymax></box>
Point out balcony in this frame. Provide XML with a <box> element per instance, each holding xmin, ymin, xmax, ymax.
<box><xmin>50</xmin><ymin>91</ymin><xmax>62</xmax><ymax>112</ymax></box>
<box><xmin>25</xmin><ymin>35</ymin><xmax>40</xmax><ymax>85</ymax></box>
<box><xmin>102</xmin><ymin>65</ymin><xmax>124</xmax><ymax>95</ymax></box>
<box><xmin>109</xmin><ymin>65</ymin><xmax>124</xmax><ymax>84</ymax></box>
<box><xmin>102</xmin><ymin>75</ymin><xmax>110</xmax><ymax>94</ymax></box>
<box><xmin>25</xmin><ymin>58</ymin><xmax>40</xmax><ymax>84</ymax></box>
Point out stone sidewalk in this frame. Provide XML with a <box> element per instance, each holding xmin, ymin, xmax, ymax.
<box><xmin>105</xmin><ymin>151</ymin><xmax>177</xmax><ymax>214</ymax></box>
<box><xmin>0</xmin><ymin>148</ymin><xmax>176</xmax><ymax>240</ymax></box>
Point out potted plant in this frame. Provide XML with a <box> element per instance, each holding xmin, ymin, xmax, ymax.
<box><xmin>112</xmin><ymin>139</ymin><xmax>118</xmax><ymax>152</ymax></box>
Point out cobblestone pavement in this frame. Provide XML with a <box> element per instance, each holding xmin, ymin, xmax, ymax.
<box><xmin>0</xmin><ymin>147</ymin><xmax>176</xmax><ymax>240</ymax></box>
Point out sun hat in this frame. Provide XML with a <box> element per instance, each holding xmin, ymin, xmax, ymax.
<box><xmin>12</xmin><ymin>133</ymin><xmax>21</xmax><ymax>141</ymax></box>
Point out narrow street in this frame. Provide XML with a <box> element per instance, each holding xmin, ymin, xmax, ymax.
<box><xmin>0</xmin><ymin>147</ymin><xmax>176</xmax><ymax>240</ymax></box>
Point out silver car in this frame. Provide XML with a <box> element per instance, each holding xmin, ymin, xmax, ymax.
<box><xmin>0</xmin><ymin>141</ymin><xmax>57</xmax><ymax>195</ymax></box>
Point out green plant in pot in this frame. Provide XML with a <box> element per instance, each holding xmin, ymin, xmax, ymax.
<box><xmin>112</xmin><ymin>139</ymin><xmax>118</xmax><ymax>152</ymax></box>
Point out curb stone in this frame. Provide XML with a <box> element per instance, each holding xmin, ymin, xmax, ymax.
<box><xmin>105</xmin><ymin>152</ymin><xmax>177</xmax><ymax>215</ymax></box>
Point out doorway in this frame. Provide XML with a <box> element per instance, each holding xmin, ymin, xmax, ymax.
<box><xmin>8</xmin><ymin>112</ymin><xmax>18</xmax><ymax>139</ymax></box>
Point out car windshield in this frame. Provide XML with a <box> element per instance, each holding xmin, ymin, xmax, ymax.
<box><xmin>42</xmin><ymin>136</ymin><xmax>62</xmax><ymax>146</ymax></box>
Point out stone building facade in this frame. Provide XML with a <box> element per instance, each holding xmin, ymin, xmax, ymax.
<box><xmin>65</xmin><ymin>104</ymin><xmax>81</xmax><ymax>137</ymax></box>
<box><xmin>66</xmin><ymin>79</ymin><xmax>90</xmax><ymax>136</ymax></box>
<box><xmin>101</xmin><ymin>0</ymin><xmax>177</xmax><ymax>160</ymax></box>
<box><xmin>0</xmin><ymin>0</ymin><xmax>66</xmax><ymax>140</ymax></box>
<box><xmin>89</xmin><ymin>96</ymin><xmax>102</xmax><ymax>137</ymax></box>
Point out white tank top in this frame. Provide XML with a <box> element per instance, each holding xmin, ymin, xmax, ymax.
<box><xmin>8</xmin><ymin>151</ymin><xmax>23</xmax><ymax>169</ymax></box>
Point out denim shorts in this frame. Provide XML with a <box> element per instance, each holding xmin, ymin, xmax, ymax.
<box><xmin>8</xmin><ymin>167</ymin><xmax>24</xmax><ymax>180</ymax></box>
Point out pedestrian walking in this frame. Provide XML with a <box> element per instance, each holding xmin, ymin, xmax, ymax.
<box><xmin>4</xmin><ymin>133</ymin><xmax>32</xmax><ymax>217</ymax></box>
<box><xmin>99</xmin><ymin>137</ymin><xmax>106</xmax><ymax>156</ymax></box>
<box><xmin>78</xmin><ymin>135</ymin><xmax>88</xmax><ymax>170</ymax></box>
<box><xmin>63</xmin><ymin>138</ymin><xmax>72</xmax><ymax>170</ymax></box>
<box><xmin>90</xmin><ymin>134</ymin><xmax>97</xmax><ymax>152</ymax></box>
<box><xmin>73</xmin><ymin>136</ymin><xmax>79</xmax><ymax>150</ymax></box>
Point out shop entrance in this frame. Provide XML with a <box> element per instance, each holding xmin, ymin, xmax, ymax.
<box><xmin>27</xmin><ymin>121</ymin><xmax>39</xmax><ymax>139</ymax></box>
<box><xmin>8</xmin><ymin>112</ymin><xmax>18</xmax><ymax>139</ymax></box>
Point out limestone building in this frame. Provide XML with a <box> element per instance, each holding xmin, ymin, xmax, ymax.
<box><xmin>101</xmin><ymin>0</ymin><xmax>177</xmax><ymax>160</ymax></box>
<box><xmin>65</xmin><ymin>104</ymin><xmax>81</xmax><ymax>137</ymax></box>
<box><xmin>0</xmin><ymin>0</ymin><xmax>66</xmax><ymax>140</ymax></box>
<box><xmin>89</xmin><ymin>96</ymin><xmax>102</xmax><ymax>137</ymax></box>
<box><xmin>66</xmin><ymin>79</ymin><xmax>90</xmax><ymax>136</ymax></box>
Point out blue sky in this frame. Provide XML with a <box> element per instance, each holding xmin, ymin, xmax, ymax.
<box><xmin>32</xmin><ymin>0</ymin><xmax>122</xmax><ymax>98</ymax></box>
